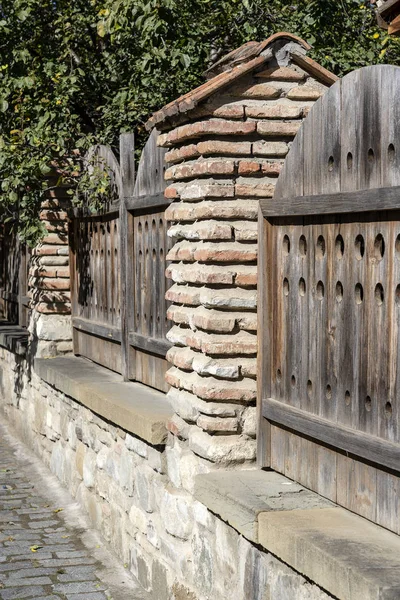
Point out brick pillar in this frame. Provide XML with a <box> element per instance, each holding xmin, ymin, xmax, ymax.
<box><xmin>28</xmin><ymin>175</ymin><xmax>72</xmax><ymax>357</ymax></box>
<box><xmin>155</xmin><ymin>43</ymin><xmax>331</xmax><ymax>475</ymax></box>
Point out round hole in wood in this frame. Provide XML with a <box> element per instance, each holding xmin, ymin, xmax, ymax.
<box><xmin>347</xmin><ymin>152</ymin><xmax>353</xmax><ymax>169</ymax></box>
<box><xmin>385</xmin><ymin>402</ymin><xmax>393</xmax><ymax>417</ymax></box>
<box><xmin>355</xmin><ymin>234</ymin><xmax>365</xmax><ymax>260</ymax></box>
<box><xmin>276</xmin><ymin>369</ymin><xmax>282</xmax><ymax>382</ymax></box>
<box><xmin>283</xmin><ymin>278</ymin><xmax>289</xmax><ymax>296</ymax></box>
<box><xmin>396</xmin><ymin>284</ymin><xmax>400</xmax><ymax>305</ymax></box>
<box><xmin>326</xmin><ymin>385</ymin><xmax>332</xmax><ymax>400</ymax></box>
<box><xmin>145</xmin><ymin>221</ymin><xmax>149</xmax><ymax>233</ymax></box>
<box><xmin>299</xmin><ymin>278</ymin><xmax>306</xmax><ymax>296</ymax></box>
<box><xmin>307</xmin><ymin>380</ymin><xmax>312</xmax><ymax>396</ymax></box>
<box><xmin>345</xmin><ymin>390</ymin><xmax>351</xmax><ymax>406</ymax></box>
<box><xmin>316</xmin><ymin>235</ymin><xmax>326</xmax><ymax>258</ymax></box>
<box><xmin>299</xmin><ymin>235</ymin><xmax>307</xmax><ymax>256</ymax></box>
<box><xmin>365</xmin><ymin>396</ymin><xmax>372</xmax><ymax>412</ymax></box>
<box><xmin>368</xmin><ymin>148</ymin><xmax>375</xmax><ymax>162</ymax></box>
<box><xmin>375</xmin><ymin>283</ymin><xmax>384</xmax><ymax>305</ymax></box>
<box><xmin>283</xmin><ymin>235</ymin><xmax>290</xmax><ymax>255</ymax></box>
<box><xmin>291</xmin><ymin>375</ymin><xmax>296</xmax><ymax>387</ymax></box>
<box><xmin>374</xmin><ymin>234</ymin><xmax>385</xmax><ymax>260</ymax></box>
<box><xmin>335</xmin><ymin>234</ymin><xmax>344</xmax><ymax>258</ymax></box>
<box><xmin>388</xmin><ymin>143</ymin><xmax>395</xmax><ymax>162</ymax></box>
<box><xmin>316</xmin><ymin>281</ymin><xmax>324</xmax><ymax>300</ymax></box>
<box><xmin>328</xmin><ymin>156</ymin><xmax>334</xmax><ymax>172</ymax></box>
<box><xmin>355</xmin><ymin>283</ymin><xmax>364</xmax><ymax>304</ymax></box>
<box><xmin>336</xmin><ymin>281</ymin><xmax>343</xmax><ymax>302</ymax></box>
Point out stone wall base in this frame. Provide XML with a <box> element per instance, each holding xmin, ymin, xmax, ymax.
<box><xmin>0</xmin><ymin>347</ymin><xmax>331</xmax><ymax>600</ymax></box>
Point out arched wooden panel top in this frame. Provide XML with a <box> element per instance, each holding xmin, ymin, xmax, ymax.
<box><xmin>274</xmin><ymin>65</ymin><xmax>400</xmax><ymax>202</ymax></box>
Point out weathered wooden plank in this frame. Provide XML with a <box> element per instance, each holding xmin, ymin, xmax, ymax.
<box><xmin>262</xmin><ymin>186</ymin><xmax>400</xmax><ymax>217</ymax></box>
<box><xmin>125</xmin><ymin>192</ymin><xmax>170</xmax><ymax>213</ymax></box>
<box><xmin>72</xmin><ymin>316</ymin><xmax>121</xmax><ymax>342</ymax></box>
<box><xmin>129</xmin><ymin>332</ymin><xmax>172</xmax><ymax>356</ymax></box>
<box><xmin>263</xmin><ymin>398</ymin><xmax>400</xmax><ymax>473</ymax></box>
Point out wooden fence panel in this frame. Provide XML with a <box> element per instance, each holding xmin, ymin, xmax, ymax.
<box><xmin>259</xmin><ymin>65</ymin><xmax>400</xmax><ymax>534</ymax></box>
<box><xmin>0</xmin><ymin>226</ymin><xmax>29</xmax><ymax>326</ymax></box>
<box><xmin>70</xmin><ymin>131</ymin><xmax>172</xmax><ymax>392</ymax></box>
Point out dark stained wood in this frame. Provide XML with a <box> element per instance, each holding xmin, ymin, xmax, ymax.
<box><xmin>263</xmin><ymin>397</ymin><xmax>400</xmax><ymax>473</ymax></box>
<box><xmin>128</xmin><ymin>332</ymin><xmax>171</xmax><ymax>356</ymax></box>
<box><xmin>72</xmin><ymin>316</ymin><xmax>121</xmax><ymax>342</ymax></box>
<box><xmin>124</xmin><ymin>192</ymin><xmax>169</xmax><ymax>212</ymax></box>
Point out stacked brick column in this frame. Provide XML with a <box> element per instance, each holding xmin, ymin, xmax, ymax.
<box><xmin>28</xmin><ymin>175</ymin><xmax>72</xmax><ymax>357</ymax></box>
<box><xmin>154</xmin><ymin>40</ymin><xmax>332</xmax><ymax>470</ymax></box>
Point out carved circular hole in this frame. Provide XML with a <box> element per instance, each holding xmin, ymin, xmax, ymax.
<box><xmin>336</xmin><ymin>281</ymin><xmax>343</xmax><ymax>302</ymax></box>
<box><xmin>276</xmin><ymin>369</ymin><xmax>282</xmax><ymax>382</ymax></box>
<box><xmin>145</xmin><ymin>221</ymin><xmax>149</xmax><ymax>232</ymax></box>
<box><xmin>299</xmin><ymin>278</ymin><xmax>306</xmax><ymax>296</ymax></box>
<box><xmin>347</xmin><ymin>152</ymin><xmax>353</xmax><ymax>169</ymax></box>
<box><xmin>335</xmin><ymin>235</ymin><xmax>344</xmax><ymax>258</ymax></box>
<box><xmin>138</xmin><ymin>222</ymin><xmax>142</xmax><ymax>233</ymax></box>
<box><xmin>375</xmin><ymin>283</ymin><xmax>384</xmax><ymax>305</ymax></box>
<box><xmin>374</xmin><ymin>234</ymin><xmax>385</xmax><ymax>260</ymax></box>
<box><xmin>368</xmin><ymin>148</ymin><xmax>375</xmax><ymax>162</ymax></box>
<box><xmin>326</xmin><ymin>385</ymin><xmax>332</xmax><ymax>400</ymax></box>
<box><xmin>283</xmin><ymin>278</ymin><xmax>289</xmax><ymax>296</ymax></box>
<box><xmin>328</xmin><ymin>156</ymin><xmax>334</xmax><ymax>172</ymax></box>
<box><xmin>396</xmin><ymin>285</ymin><xmax>400</xmax><ymax>305</ymax></box>
<box><xmin>316</xmin><ymin>235</ymin><xmax>326</xmax><ymax>258</ymax></box>
<box><xmin>307</xmin><ymin>380</ymin><xmax>313</xmax><ymax>397</ymax></box>
<box><xmin>283</xmin><ymin>235</ymin><xmax>290</xmax><ymax>255</ymax></box>
<box><xmin>365</xmin><ymin>396</ymin><xmax>372</xmax><ymax>412</ymax></box>
<box><xmin>316</xmin><ymin>281</ymin><xmax>324</xmax><ymax>300</ymax></box>
<box><xmin>345</xmin><ymin>390</ymin><xmax>351</xmax><ymax>406</ymax></box>
<box><xmin>388</xmin><ymin>143</ymin><xmax>396</xmax><ymax>163</ymax></box>
<box><xmin>291</xmin><ymin>375</ymin><xmax>296</xmax><ymax>388</ymax></box>
<box><xmin>355</xmin><ymin>234</ymin><xmax>365</xmax><ymax>260</ymax></box>
<box><xmin>385</xmin><ymin>402</ymin><xmax>393</xmax><ymax>417</ymax></box>
<box><xmin>299</xmin><ymin>235</ymin><xmax>307</xmax><ymax>256</ymax></box>
<box><xmin>355</xmin><ymin>283</ymin><xmax>364</xmax><ymax>304</ymax></box>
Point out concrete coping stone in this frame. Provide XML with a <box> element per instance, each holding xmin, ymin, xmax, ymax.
<box><xmin>259</xmin><ymin>506</ymin><xmax>400</xmax><ymax>600</ymax></box>
<box><xmin>0</xmin><ymin>324</ymin><xmax>28</xmax><ymax>356</ymax></box>
<box><xmin>195</xmin><ymin>470</ymin><xmax>400</xmax><ymax>600</ymax></box>
<box><xmin>193</xmin><ymin>469</ymin><xmax>333</xmax><ymax>543</ymax></box>
<box><xmin>35</xmin><ymin>356</ymin><xmax>173</xmax><ymax>445</ymax></box>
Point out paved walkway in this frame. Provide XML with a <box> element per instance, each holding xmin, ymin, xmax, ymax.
<box><xmin>0</xmin><ymin>421</ymin><xmax>149</xmax><ymax>600</ymax></box>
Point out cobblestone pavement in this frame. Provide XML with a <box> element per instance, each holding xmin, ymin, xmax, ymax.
<box><xmin>0</xmin><ymin>421</ymin><xmax>149</xmax><ymax>600</ymax></box>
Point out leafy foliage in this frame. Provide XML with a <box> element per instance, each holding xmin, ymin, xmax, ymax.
<box><xmin>0</xmin><ymin>0</ymin><xmax>398</xmax><ymax>243</ymax></box>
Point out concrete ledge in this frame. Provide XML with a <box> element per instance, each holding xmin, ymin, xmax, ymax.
<box><xmin>35</xmin><ymin>356</ymin><xmax>173</xmax><ymax>445</ymax></box>
<box><xmin>194</xmin><ymin>470</ymin><xmax>332</xmax><ymax>543</ymax></box>
<box><xmin>0</xmin><ymin>324</ymin><xmax>28</xmax><ymax>356</ymax></box>
<box><xmin>259</xmin><ymin>506</ymin><xmax>400</xmax><ymax>600</ymax></box>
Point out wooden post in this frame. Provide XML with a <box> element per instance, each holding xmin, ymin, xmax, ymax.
<box><xmin>119</xmin><ymin>133</ymin><xmax>135</xmax><ymax>381</ymax></box>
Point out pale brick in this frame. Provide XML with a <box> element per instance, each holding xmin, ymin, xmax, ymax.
<box><xmin>197</xmin><ymin>414</ymin><xmax>239</xmax><ymax>433</ymax></box>
<box><xmin>242</xmin><ymin>406</ymin><xmax>257</xmax><ymax>437</ymax></box>
<box><xmin>257</xmin><ymin>120</ymin><xmax>301</xmax><ymax>137</ymax></box>
<box><xmin>287</xmin><ymin>86</ymin><xmax>323</xmax><ymax>100</ymax></box>
<box><xmin>165</xmin><ymin>199</ymin><xmax>258</xmax><ymax>221</ymax></box>
<box><xmin>255</xmin><ymin>66</ymin><xmax>305</xmax><ymax>81</ymax></box>
<box><xmin>33</xmin><ymin>278</ymin><xmax>70</xmax><ymax>291</ymax></box>
<box><xmin>165</xmin><ymin>284</ymin><xmax>201</xmax><ymax>306</ymax></box>
<box><xmin>165</xmin><ymin>144</ymin><xmax>200</xmax><ymax>164</ymax></box>
<box><xmin>32</xmin><ymin>245</ymin><xmax>61</xmax><ymax>256</ymax></box>
<box><xmin>232</xmin><ymin>221</ymin><xmax>258</xmax><ymax>242</ymax></box>
<box><xmin>252</xmin><ymin>141</ymin><xmax>289</xmax><ymax>157</ymax></box>
<box><xmin>199</xmin><ymin>286</ymin><xmax>257</xmax><ymax>310</ymax></box>
<box><xmin>245</xmin><ymin>104</ymin><xmax>302</xmax><ymax>119</ymax></box>
<box><xmin>35</xmin><ymin>302</ymin><xmax>71</xmax><ymax>314</ymax></box>
<box><xmin>166</xmin><ymin>263</ymin><xmax>235</xmax><ymax>285</ymax></box>
<box><xmin>167</xmin><ymin>327</ymin><xmax>256</xmax><ymax>354</ymax></box>
<box><xmin>160</xmin><ymin>119</ymin><xmax>256</xmax><ymax>147</ymax></box>
<box><xmin>166</xmin><ymin>345</ymin><xmax>196</xmax><ymax>370</ymax></box>
<box><xmin>235</xmin><ymin>177</ymin><xmax>275</xmax><ymax>198</ymax></box>
<box><xmin>168</xmin><ymin>221</ymin><xmax>233</xmax><ymax>241</ymax></box>
<box><xmin>165</xmin><ymin>159</ymin><xmax>236</xmax><ymax>181</ymax></box>
<box><xmin>233</xmin><ymin>83</ymin><xmax>282</xmax><ymax>99</ymax></box>
<box><xmin>167</xmin><ymin>414</ymin><xmax>191</xmax><ymax>439</ymax></box>
<box><xmin>39</xmin><ymin>210</ymin><xmax>68</xmax><ymax>221</ymax></box>
<box><xmin>41</xmin><ymin>233</ymin><xmax>68</xmax><ymax>245</ymax></box>
<box><xmin>180</xmin><ymin>179</ymin><xmax>235</xmax><ymax>201</ymax></box>
<box><xmin>167</xmin><ymin>388</ymin><xmax>240</xmax><ymax>419</ymax></box>
<box><xmin>193</xmin><ymin>241</ymin><xmax>257</xmax><ymax>263</ymax></box>
<box><xmin>197</xmin><ymin>140</ymin><xmax>251</xmax><ymax>156</ymax></box>
<box><xmin>189</xmin><ymin>427</ymin><xmax>256</xmax><ymax>463</ymax></box>
<box><xmin>38</xmin><ymin>256</ymin><xmax>69</xmax><ymax>266</ymax></box>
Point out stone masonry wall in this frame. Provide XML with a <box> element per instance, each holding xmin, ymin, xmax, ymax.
<box><xmin>158</xmin><ymin>53</ymin><xmax>329</xmax><ymax>466</ymax></box>
<box><xmin>28</xmin><ymin>175</ymin><xmax>73</xmax><ymax>357</ymax></box>
<box><xmin>0</xmin><ymin>348</ymin><xmax>332</xmax><ymax>600</ymax></box>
